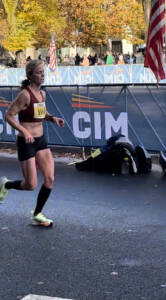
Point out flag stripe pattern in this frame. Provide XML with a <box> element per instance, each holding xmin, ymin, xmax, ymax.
<box><xmin>49</xmin><ymin>34</ymin><xmax>56</xmax><ymax>71</ymax></box>
<box><xmin>144</xmin><ymin>0</ymin><xmax>166</xmax><ymax>82</ymax></box>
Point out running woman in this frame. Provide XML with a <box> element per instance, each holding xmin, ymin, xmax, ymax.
<box><xmin>0</xmin><ymin>59</ymin><xmax>64</xmax><ymax>227</ymax></box>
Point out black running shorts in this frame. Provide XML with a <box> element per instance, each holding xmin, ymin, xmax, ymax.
<box><xmin>16</xmin><ymin>135</ymin><xmax>48</xmax><ymax>161</ymax></box>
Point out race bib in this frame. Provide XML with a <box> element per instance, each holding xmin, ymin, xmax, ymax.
<box><xmin>34</xmin><ymin>102</ymin><xmax>46</xmax><ymax>119</ymax></box>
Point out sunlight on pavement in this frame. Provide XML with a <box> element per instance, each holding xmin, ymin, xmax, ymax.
<box><xmin>21</xmin><ymin>295</ymin><xmax>73</xmax><ymax>300</ymax></box>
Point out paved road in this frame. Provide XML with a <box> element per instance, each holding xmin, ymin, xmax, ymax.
<box><xmin>1</xmin><ymin>154</ymin><xmax>166</xmax><ymax>300</ymax></box>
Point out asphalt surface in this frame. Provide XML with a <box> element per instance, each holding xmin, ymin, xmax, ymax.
<box><xmin>1</xmin><ymin>153</ymin><xmax>166</xmax><ymax>300</ymax></box>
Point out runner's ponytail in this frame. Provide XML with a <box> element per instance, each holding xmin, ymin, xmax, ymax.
<box><xmin>20</xmin><ymin>78</ymin><xmax>30</xmax><ymax>90</ymax></box>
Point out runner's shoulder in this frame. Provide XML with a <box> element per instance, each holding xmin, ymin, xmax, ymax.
<box><xmin>16</xmin><ymin>89</ymin><xmax>30</xmax><ymax>106</ymax></box>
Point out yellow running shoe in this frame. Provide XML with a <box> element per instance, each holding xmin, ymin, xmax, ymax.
<box><xmin>0</xmin><ymin>177</ymin><xmax>9</xmax><ymax>202</ymax></box>
<box><xmin>30</xmin><ymin>211</ymin><xmax>53</xmax><ymax>227</ymax></box>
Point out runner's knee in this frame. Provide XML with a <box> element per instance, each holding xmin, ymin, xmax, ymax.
<box><xmin>44</xmin><ymin>174</ymin><xmax>54</xmax><ymax>188</ymax></box>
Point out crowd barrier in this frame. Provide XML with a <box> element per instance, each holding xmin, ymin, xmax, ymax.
<box><xmin>0</xmin><ymin>64</ymin><xmax>166</xmax><ymax>86</ymax></box>
<box><xmin>0</xmin><ymin>84</ymin><xmax>166</xmax><ymax>152</ymax></box>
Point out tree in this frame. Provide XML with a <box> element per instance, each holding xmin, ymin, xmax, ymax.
<box><xmin>17</xmin><ymin>0</ymin><xmax>66</xmax><ymax>48</ymax></box>
<box><xmin>0</xmin><ymin>0</ymin><xmax>66</xmax><ymax>52</ymax></box>
<box><xmin>141</xmin><ymin>0</ymin><xmax>151</xmax><ymax>25</ymax></box>
<box><xmin>106</xmin><ymin>0</ymin><xmax>146</xmax><ymax>44</ymax></box>
<box><xmin>1</xmin><ymin>0</ymin><xmax>18</xmax><ymax>33</ymax></box>
<box><xmin>0</xmin><ymin>0</ymin><xmax>146</xmax><ymax>54</ymax></box>
<box><xmin>59</xmin><ymin>0</ymin><xmax>145</xmax><ymax>48</ymax></box>
<box><xmin>141</xmin><ymin>0</ymin><xmax>151</xmax><ymax>40</ymax></box>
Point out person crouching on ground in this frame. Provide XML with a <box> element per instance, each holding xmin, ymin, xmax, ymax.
<box><xmin>0</xmin><ymin>59</ymin><xmax>64</xmax><ymax>227</ymax></box>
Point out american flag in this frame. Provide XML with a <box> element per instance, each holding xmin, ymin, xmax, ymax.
<box><xmin>144</xmin><ymin>0</ymin><xmax>166</xmax><ymax>82</ymax></box>
<box><xmin>48</xmin><ymin>33</ymin><xmax>56</xmax><ymax>71</ymax></box>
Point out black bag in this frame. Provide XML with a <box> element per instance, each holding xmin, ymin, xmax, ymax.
<box><xmin>135</xmin><ymin>145</ymin><xmax>152</xmax><ymax>173</ymax></box>
<box><xmin>76</xmin><ymin>135</ymin><xmax>137</xmax><ymax>175</ymax></box>
<box><xmin>159</xmin><ymin>151</ymin><xmax>166</xmax><ymax>174</ymax></box>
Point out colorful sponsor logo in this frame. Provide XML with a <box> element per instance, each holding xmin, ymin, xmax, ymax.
<box><xmin>72</xmin><ymin>94</ymin><xmax>114</xmax><ymax>109</ymax></box>
<box><xmin>0</xmin><ymin>98</ymin><xmax>10</xmax><ymax>107</ymax></box>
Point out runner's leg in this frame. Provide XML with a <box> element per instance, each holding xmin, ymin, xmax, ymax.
<box><xmin>33</xmin><ymin>148</ymin><xmax>54</xmax><ymax>215</ymax></box>
<box><xmin>6</xmin><ymin>157</ymin><xmax>38</xmax><ymax>190</ymax></box>
<box><xmin>0</xmin><ymin>157</ymin><xmax>38</xmax><ymax>201</ymax></box>
<box><xmin>20</xmin><ymin>157</ymin><xmax>38</xmax><ymax>190</ymax></box>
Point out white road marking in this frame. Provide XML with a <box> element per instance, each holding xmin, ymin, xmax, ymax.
<box><xmin>21</xmin><ymin>295</ymin><xmax>73</xmax><ymax>300</ymax></box>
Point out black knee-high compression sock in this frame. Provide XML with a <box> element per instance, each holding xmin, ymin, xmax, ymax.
<box><xmin>34</xmin><ymin>184</ymin><xmax>52</xmax><ymax>216</ymax></box>
<box><xmin>5</xmin><ymin>180</ymin><xmax>22</xmax><ymax>190</ymax></box>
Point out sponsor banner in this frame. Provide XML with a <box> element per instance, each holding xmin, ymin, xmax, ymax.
<box><xmin>1</xmin><ymin>65</ymin><xmax>166</xmax><ymax>86</ymax></box>
<box><xmin>104</xmin><ymin>65</ymin><xmax>131</xmax><ymax>84</ymax></box>
<box><xmin>131</xmin><ymin>64</ymin><xmax>157</xmax><ymax>84</ymax></box>
<box><xmin>69</xmin><ymin>67</ymin><xmax>94</xmax><ymax>85</ymax></box>
<box><xmin>44</xmin><ymin>67</ymin><xmax>68</xmax><ymax>85</ymax></box>
<box><xmin>0</xmin><ymin>86</ymin><xmax>166</xmax><ymax>151</ymax></box>
<box><xmin>0</xmin><ymin>69</ymin><xmax>9</xmax><ymax>85</ymax></box>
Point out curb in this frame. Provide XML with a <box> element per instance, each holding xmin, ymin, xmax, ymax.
<box><xmin>0</xmin><ymin>151</ymin><xmax>82</xmax><ymax>164</ymax></box>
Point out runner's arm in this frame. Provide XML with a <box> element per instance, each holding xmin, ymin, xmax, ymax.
<box><xmin>45</xmin><ymin>112</ymin><xmax>64</xmax><ymax>127</ymax></box>
<box><xmin>5</xmin><ymin>90</ymin><xmax>31</xmax><ymax>135</ymax></box>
